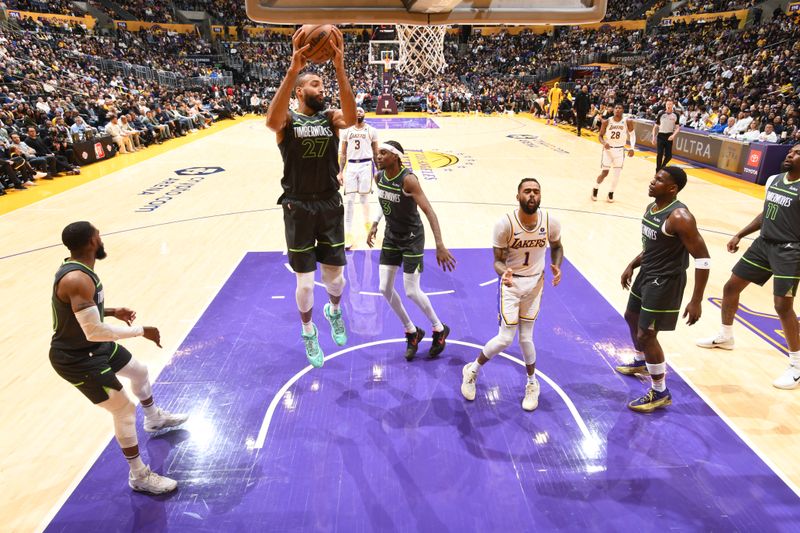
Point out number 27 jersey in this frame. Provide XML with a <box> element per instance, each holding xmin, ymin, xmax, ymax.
<box><xmin>493</xmin><ymin>209</ymin><xmax>561</xmax><ymax>277</ymax></box>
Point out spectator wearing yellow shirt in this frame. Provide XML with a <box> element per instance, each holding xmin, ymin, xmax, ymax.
<box><xmin>546</xmin><ymin>82</ymin><xmax>564</xmax><ymax>126</ymax></box>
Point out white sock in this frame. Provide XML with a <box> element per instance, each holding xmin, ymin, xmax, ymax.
<box><xmin>527</xmin><ymin>373</ymin><xmax>536</xmax><ymax>384</ymax></box>
<box><xmin>432</xmin><ymin>321</ymin><xmax>444</xmax><ymax>333</ymax></box>
<box><xmin>652</xmin><ymin>378</ymin><xmax>666</xmax><ymax>392</ymax></box>
<box><xmin>789</xmin><ymin>350</ymin><xmax>800</xmax><ymax>367</ymax></box>
<box><xmin>126</xmin><ymin>454</ymin><xmax>146</xmax><ymax>473</ymax></box>
<box><xmin>721</xmin><ymin>324</ymin><xmax>734</xmax><ymax>338</ymax></box>
<box><xmin>142</xmin><ymin>404</ymin><xmax>157</xmax><ymax>418</ymax></box>
<box><xmin>634</xmin><ymin>351</ymin><xmax>645</xmax><ymax>362</ymax></box>
<box><xmin>302</xmin><ymin>321</ymin><xmax>314</xmax><ymax>335</ymax></box>
<box><xmin>330</xmin><ymin>302</ymin><xmax>340</xmax><ymax>313</ymax></box>
<box><xmin>404</xmin><ymin>323</ymin><xmax>416</xmax><ymax>334</ymax></box>
<box><xmin>470</xmin><ymin>360</ymin><xmax>481</xmax><ymax>373</ymax></box>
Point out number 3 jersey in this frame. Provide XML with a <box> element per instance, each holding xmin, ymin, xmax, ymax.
<box><xmin>762</xmin><ymin>172</ymin><xmax>800</xmax><ymax>243</ymax></box>
<box><xmin>278</xmin><ymin>110</ymin><xmax>340</xmax><ymax>199</ymax></box>
<box><xmin>493</xmin><ymin>209</ymin><xmax>561</xmax><ymax>278</ymax></box>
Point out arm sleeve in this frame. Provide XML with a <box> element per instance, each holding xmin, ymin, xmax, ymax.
<box><xmin>492</xmin><ymin>216</ymin><xmax>512</xmax><ymax>249</ymax></box>
<box><xmin>548</xmin><ymin>214</ymin><xmax>562</xmax><ymax>242</ymax></box>
<box><xmin>75</xmin><ymin>306</ymin><xmax>144</xmax><ymax>342</ymax></box>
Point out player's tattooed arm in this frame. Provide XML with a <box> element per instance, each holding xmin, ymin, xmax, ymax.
<box><xmin>493</xmin><ymin>247</ymin><xmax>513</xmax><ymax>287</ymax></box>
<box><xmin>669</xmin><ymin>208</ymin><xmax>710</xmax><ymax>325</ymax></box>
<box><xmin>265</xmin><ymin>28</ymin><xmax>309</xmax><ymax>138</ymax></box>
<box><xmin>728</xmin><ymin>212</ymin><xmax>763</xmax><ymax>253</ymax></box>
<box><xmin>621</xmin><ymin>252</ymin><xmax>643</xmax><ymax>290</ymax></box>
<box><xmin>549</xmin><ymin>238</ymin><xmax>563</xmax><ymax>286</ymax></box>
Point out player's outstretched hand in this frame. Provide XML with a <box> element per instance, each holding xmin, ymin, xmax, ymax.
<box><xmin>550</xmin><ymin>264</ymin><xmax>561</xmax><ymax>286</ymax></box>
<box><xmin>330</xmin><ymin>26</ymin><xmax>345</xmax><ymax>68</ymax></box>
<box><xmin>290</xmin><ymin>29</ymin><xmax>310</xmax><ymax>71</ymax></box>
<box><xmin>436</xmin><ymin>245</ymin><xmax>456</xmax><ymax>272</ymax></box>
<box><xmin>143</xmin><ymin>326</ymin><xmax>162</xmax><ymax>348</ymax></box>
<box><xmin>501</xmin><ymin>268</ymin><xmax>514</xmax><ymax>287</ymax></box>
<box><xmin>683</xmin><ymin>300</ymin><xmax>702</xmax><ymax>325</ymax></box>
<box><xmin>366</xmin><ymin>223</ymin><xmax>378</xmax><ymax>248</ymax></box>
<box><xmin>114</xmin><ymin>307</ymin><xmax>136</xmax><ymax>325</ymax></box>
<box><xmin>727</xmin><ymin>235</ymin><xmax>740</xmax><ymax>253</ymax></box>
<box><xmin>621</xmin><ymin>264</ymin><xmax>634</xmax><ymax>290</ymax></box>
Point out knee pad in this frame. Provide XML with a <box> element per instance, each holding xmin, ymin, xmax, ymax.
<box><xmin>519</xmin><ymin>321</ymin><xmax>536</xmax><ymax>365</ymax></box>
<box><xmin>102</xmin><ymin>390</ymin><xmax>138</xmax><ymax>448</ymax></box>
<box><xmin>379</xmin><ymin>265</ymin><xmax>399</xmax><ymax>298</ymax></box>
<box><xmin>295</xmin><ymin>272</ymin><xmax>315</xmax><ymax>313</ymax></box>
<box><xmin>116</xmin><ymin>357</ymin><xmax>152</xmax><ymax>401</ymax></box>
<box><xmin>402</xmin><ymin>272</ymin><xmax>424</xmax><ymax>301</ymax></box>
<box><xmin>483</xmin><ymin>324</ymin><xmax>517</xmax><ymax>359</ymax></box>
<box><xmin>321</xmin><ymin>264</ymin><xmax>345</xmax><ymax>297</ymax></box>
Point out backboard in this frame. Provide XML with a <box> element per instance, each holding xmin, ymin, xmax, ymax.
<box><xmin>245</xmin><ymin>0</ymin><xmax>608</xmax><ymax>25</ymax></box>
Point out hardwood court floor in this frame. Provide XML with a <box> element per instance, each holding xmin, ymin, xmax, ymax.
<box><xmin>0</xmin><ymin>113</ymin><xmax>797</xmax><ymax>531</ymax></box>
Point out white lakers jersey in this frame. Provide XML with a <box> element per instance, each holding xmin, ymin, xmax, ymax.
<box><xmin>343</xmin><ymin>124</ymin><xmax>378</xmax><ymax>160</ymax></box>
<box><xmin>604</xmin><ymin>116</ymin><xmax>628</xmax><ymax>148</ymax></box>
<box><xmin>493</xmin><ymin>209</ymin><xmax>561</xmax><ymax>278</ymax></box>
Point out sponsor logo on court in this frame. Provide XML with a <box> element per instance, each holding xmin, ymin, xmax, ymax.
<box><xmin>398</xmin><ymin>149</ymin><xmax>474</xmax><ymax>180</ymax></box>
<box><xmin>136</xmin><ymin>167</ymin><xmax>225</xmax><ymax>212</ymax></box>
<box><xmin>507</xmin><ymin>134</ymin><xmax>570</xmax><ymax>154</ymax></box>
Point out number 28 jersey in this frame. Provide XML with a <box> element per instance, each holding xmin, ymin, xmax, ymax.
<box><xmin>493</xmin><ymin>209</ymin><xmax>561</xmax><ymax>278</ymax></box>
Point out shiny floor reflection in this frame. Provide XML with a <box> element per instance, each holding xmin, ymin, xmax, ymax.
<box><xmin>45</xmin><ymin>250</ymin><xmax>799</xmax><ymax>532</ymax></box>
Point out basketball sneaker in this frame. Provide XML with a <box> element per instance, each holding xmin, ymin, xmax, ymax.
<box><xmin>461</xmin><ymin>363</ymin><xmax>478</xmax><ymax>401</ymax></box>
<box><xmin>607</xmin><ymin>192</ymin><xmax>615</xmax><ymax>203</ymax></box>
<box><xmin>522</xmin><ymin>377</ymin><xmax>540</xmax><ymax>411</ymax></box>
<box><xmin>628</xmin><ymin>388</ymin><xmax>672</xmax><ymax>413</ymax></box>
<box><xmin>302</xmin><ymin>324</ymin><xmax>324</xmax><ymax>368</ymax></box>
<box><xmin>428</xmin><ymin>324</ymin><xmax>450</xmax><ymax>357</ymax></box>
<box><xmin>324</xmin><ymin>303</ymin><xmax>347</xmax><ymax>346</ymax></box>
<box><xmin>615</xmin><ymin>360</ymin><xmax>648</xmax><ymax>376</ymax></box>
<box><xmin>772</xmin><ymin>364</ymin><xmax>800</xmax><ymax>390</ymax></box>
<box><xmin>129</xmin><ymin>466</ymin><xmax>178</xmax><ymax>494</ymax></box>
<box><xmin>404</xmin><ymin>327</ymin><xmax>425</xmax><ymax>361</ymax></box>
<box><xmin>144</xmin><ymin>408</ymin><xmax>189</xmax><ymax>433</ymax></box>
<box><xmin>591</xmin><ymin>188</ymin><xmax>598</xmax><ymax>202</ymax></box>
<box><xmin>695</xmin><ymin>334</ymin><xmax>734</xmax><ymax>350</ymax></box>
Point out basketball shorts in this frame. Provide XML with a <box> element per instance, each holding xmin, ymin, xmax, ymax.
<box><xmin>344</xmin><ymin>160</ymin><xmax>373</xmax><ymax>195</ymax></box>
<box><xmin>380</xmin><ymin>229</ymin><xmax>425</xmax><ymax>274</ymax></box>
<box><xmin>282</xmin><ymin>194</ymin><xmax>346</xmax><ymax>273</ymax></box>
<box><xmin>601</xmin><ymin>147</ymin><xmax>625</xmax><ymax>170</ymax></box>
<box><xmin>498</xmin><ymin>274</ymin><xmax>544</xmax><ymax>326</ymax></box>
<box><xmin>732</xmin><ymin>237</ymin><xmax>800</xmax><ymax>297</ymax></box>
<box><xmin>50</xmin><ymin>342</ymin><xmax>133</xmax><ymax>404</ymax></box>
<box><xmin>627</xmin><ymin>271</ymin><xmax>687</xmax><ymax>332</ymax></box>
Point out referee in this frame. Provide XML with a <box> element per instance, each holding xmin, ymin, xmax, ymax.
<box><xmin>652</xmin><ymin>100</ymin><xmax>680</xmax><ymax>171</ymax></box>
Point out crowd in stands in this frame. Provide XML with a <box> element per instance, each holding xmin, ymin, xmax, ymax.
<box><xmin>5</xmin><ymin>0</ymin><xmax>82</xmax><ymax>16</ymax></box>
<box><xmin>603</xmin><ymin>1</ymin><xmax>645</xmax><ymax>22</ymax></box>
<box><xmin>672</xmin><ymin>0</ymin><xmax>757</xmax><ymax>16</ymax></box>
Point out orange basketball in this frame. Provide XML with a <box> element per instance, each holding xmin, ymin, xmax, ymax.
<box><xmin>299</xmin><ymin>24</ymin><xmax>336</xmax><ymax>64</ymax></box>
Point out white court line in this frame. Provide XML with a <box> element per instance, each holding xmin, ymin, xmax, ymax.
<box><xmin>254</xmin><ymin>338</ymin><xmax>595</xmax><ymax>449</ymax></box>
<box><xmin>480</xmin><ymin>278</ymin><xmax>498</xmax><ymax>287</ymax></box>
<box><xmin>283</xmin><ymin>262</ymin><xmax>325</xmax><ymax>288</ymax></box>
<box><xmin>358</xmin><ymin>290</ymin><xmax>455</xmax><ymax>297</ymax></box>
<box><xmin>359</xmin><ymin>291</ymin><xmax>383</xmax><ymax>296</ymax></box>
<box><xmin>271</xmin><ymin>296</ymin><xmax>285</xmax><ymax>299</ymax></box>
<box><xmin>37</xmin><ymin>252</ymin><xmax>250</xmax><ymax>533</ymax></box>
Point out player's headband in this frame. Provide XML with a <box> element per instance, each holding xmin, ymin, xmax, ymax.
<box><xmin>380</xmin><ymin>143</ymin><xmax>403</xmax><ymax>158</ymax></box>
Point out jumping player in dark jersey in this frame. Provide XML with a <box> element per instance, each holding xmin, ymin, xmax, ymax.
<box><xmin>696</xmin><ymin>144</ymin><xmax>800</xmax><ymax>389</ymax></box>
<box><xmin>615</xmin><ymin>167</ymin><xmax>711</xmax><ymax>412</ymax></box>
<box><xmin>50</xmin><ymin>221</ymin><xmax>187</xmax><ymax>494</ymax></box>
<box><xmin>366</xmin><ymin>141</ymin><xmax>456</xmax><ymax>360</ymax></box>
<box><xmin>266</xmin><ymin>27</ymin><xmax>357</xmax><ymax>368</ymax></box>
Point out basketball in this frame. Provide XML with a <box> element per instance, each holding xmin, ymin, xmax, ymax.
<box><xmin>299</xmin><ymin>24</ymin><xmax>337</xmax><ymax>63</ymax></box>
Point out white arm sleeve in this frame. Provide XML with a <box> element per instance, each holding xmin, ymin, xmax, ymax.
<box><xmin>75</xmin><ymin>306</ymin><xmax>144</xmax><ymax>342</ymax></box>
<box><xmin>628</xmin><ymin>128</ymin><xmax>636</xmax><ymax>149</ymax></box>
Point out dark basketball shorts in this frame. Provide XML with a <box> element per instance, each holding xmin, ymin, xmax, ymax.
<box><xmin>627</xmin><ymin>271</ymin><xmax>687</xmax><ymax>332</ymax></box>
<box><xmin>732</xmin><ymin>237</ymin><xmax>800</xmax><ymax>297</ymax></box>
<box><xmin>380</xmin><ymin>230</ymin><xmax>425</xmax><ymax>274</ymax></box>
<box><xmin>50</xmin><ymin>342</ymin><xmax>133</xmax><ymax>404</ymax></box>
<box><xmin>282</xmin><ymin>193</ymin><xmax>346</xmax><ymax>273</ymax></box>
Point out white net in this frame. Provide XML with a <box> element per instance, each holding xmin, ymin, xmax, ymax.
<box><xmin>395</xmin><ymin>24</ymin><xmax>448</xmax><ymax>77</ymax></box>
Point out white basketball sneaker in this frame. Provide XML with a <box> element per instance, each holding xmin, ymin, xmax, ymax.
<box><xmin>128</xmin><ymin>466</ymin><xmax>178</xmax><ymax>494</ymax></box>
<box><xmin>144</xmin><ymin>407</ymin><xmax>189</xmax><ymax>433</ymax></box>
<box><xmin>461</xmin><ymin>363</ymin><xmax>478</xmax><ymax>401</ymax></box>
<box><xmin>696</xmin><ymin>334</ymin><xmax>734</xmax><ymax>350</ymax></box>
<box><xmin>772</xmin><ymin>364</ymin><xmax>800</xmax><ymax>390</ymax></box>
<box><xmin>522</xmin><ymin>377</ymin><xmax>540</xmax><ymax>411</ymax></box>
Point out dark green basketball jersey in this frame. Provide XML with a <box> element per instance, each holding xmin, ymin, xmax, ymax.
<box><xmin>377</xmin><ymin>167</ymin><xmax>423</xmax><ymax>239</ymax></box>
<box><xmin>278</xmin><ymin>110</ymin><xmax>340</xmax><ymax>199</ymax></box>
<box><xmin>640</xmin><ymin>199</ymin><xmax>689</xmax><ymax>277</ymax></box>
<box><xmin>762</xmin><ymin>173</ymin><xmax>800</xmax><ymax>243</ymax></box>
<box><xmin>51</xmin><ymin>260</ymin><xmax>104</xmax><ymax>351</ymax></box>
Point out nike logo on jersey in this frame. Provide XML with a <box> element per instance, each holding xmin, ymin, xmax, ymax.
<box><xmin>794</xmin><ymin>375</ymin><xmax>800</xmax><ymax>382</ymax></box>
<box><xmin>514</xmin><ymin>231</ymin><xmax>523</xmax><ymax>236</ymax></box>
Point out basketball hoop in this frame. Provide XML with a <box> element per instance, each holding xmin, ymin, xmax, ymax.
<box><xmin>395</xmin><ymin>24</ymin><xmax>448</xmax><ymax>77</ymax></box>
